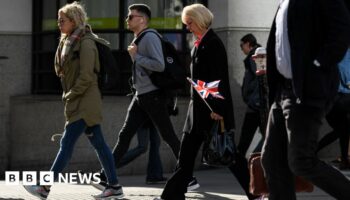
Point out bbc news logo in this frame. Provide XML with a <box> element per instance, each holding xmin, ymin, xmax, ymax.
<box><xmin>5</xmin><ymin>171</ymin><xmax>101</xmax><ymax>185</ymax></box>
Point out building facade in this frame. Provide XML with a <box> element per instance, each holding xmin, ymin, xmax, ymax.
<box><xmin>0</xmin><ymin>0</ymin><xmax>336</xmax><ymax>178</ymax></box>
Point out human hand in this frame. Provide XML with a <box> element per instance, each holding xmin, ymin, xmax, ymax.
<box><xmin>210</xmin><ymin>112</ymin><xmax>223</xmax><ymax>120</ymax></box>
<box><xmin>127</xmin><ymin>43</ymin><xmax>137</xmax><ymax>59</ymax></box>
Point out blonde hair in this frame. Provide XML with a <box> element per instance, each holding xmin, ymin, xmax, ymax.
<box><xmin>181</xmin><ymin>4</ymin><xmax>213</xmax><ymax>31</ymax></box>
<box><xmin>58</xmin><ymin>1</ymin><xmax>88</xmax><ymax>29</ymax></box>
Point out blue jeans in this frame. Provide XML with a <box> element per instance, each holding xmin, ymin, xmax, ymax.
<box><xmin>117</xmin><ymin>121</ymin><xmax>164</xmax><ymax>180</ymax></box>
<box><xmin>50</xmin><ymin>119</ymin><xmax>118</xmax><ymax>185</ymax></box>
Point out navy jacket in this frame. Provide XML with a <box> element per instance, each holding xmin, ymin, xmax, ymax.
<box><xmin>266</xmin><ymin>0</ymin><xmax>350</xmax><ymax>108</ymax></box>
<box><xmin>242</xmin><ymin>46</ymin><xmax>261</xmax><ymax>111</ymax></box>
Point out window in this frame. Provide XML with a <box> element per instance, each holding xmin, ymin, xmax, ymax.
<box><xmin>32</xmin><ymin>0</ymin><xmax>207</xmax><ymax>95</ymax></box>
<box><xmin>82</xmin><ymin>0</ymin><xmax>120</xmax><ymax>30</ymax></box>
<box><xmin>127</xmin><ymin>0</ymin><xmax>183</xmax><ymax>29</ymax></box>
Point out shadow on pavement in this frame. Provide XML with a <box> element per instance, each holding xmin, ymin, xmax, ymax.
<box><xmin>0</xmin><ymin>199</ymin><xmax>25</xmax><ymax>200</ymax></box>
<box><xmin>124</xmin><ymin>192</ymin><xmax>234</xmax><ymax>200</ymax></box>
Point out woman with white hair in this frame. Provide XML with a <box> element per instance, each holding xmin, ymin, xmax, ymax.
<box><xmin>155</xmin><ymin>3</ymin><xmax>259</xmax><ymax>200</ymax></box>
<box><xmin>23</xmin><ymin>1</ymin><xmax>124</xmax><ymax>199</ymax></box>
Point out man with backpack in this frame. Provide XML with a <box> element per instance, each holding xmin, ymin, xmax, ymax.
<box><xmin>93</xmin><ymin>3</ymin><xmax>182</xmax><ymax>190</ymax></box>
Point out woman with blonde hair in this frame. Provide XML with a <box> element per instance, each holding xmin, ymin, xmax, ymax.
<box><xmin>23</xmin><ymin>2</ymin><xmax>124</xmax><ymax>199</ymax></box>
<box><xmin>155</xmin><ymin>4</ymin><xmax>258</xmax><ymax>200</ymax></box>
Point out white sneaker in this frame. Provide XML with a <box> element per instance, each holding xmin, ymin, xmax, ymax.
<box><xmin>187</xmin><ymin>177</ymin><xmax>200</xmax><ymax>191</ymax></box>
<box><xmin>23</xmin><ymin>185</ymin><xmax>50</xmax><ymax>199</ymax></box>
<box><xmin>92</xmin><ymin>185</ymin><xmax>124</xmax><ymax>199</ymax></box>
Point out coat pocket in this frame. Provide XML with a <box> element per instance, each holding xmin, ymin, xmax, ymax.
<box><xmin>64</xmin><ymin>98</ymin><xmax>81</xmax><ymax>118</ymax></box>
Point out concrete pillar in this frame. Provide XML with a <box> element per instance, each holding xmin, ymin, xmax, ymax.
<box><xmin>207</xmin><ymin>0</ymin><xmax>278</xmax><ymax>141</ymax></box>
<box><xmin>0</xmin><ymin>0</ymin><xmax>32</xmax><ymax>178</ymax></box>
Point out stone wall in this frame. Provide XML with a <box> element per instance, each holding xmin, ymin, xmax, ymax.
<box><xmin>8</xmin><ymin>95</ymin><xmax>193</xmax><ymax>175</ymax></box>
<box><xmin>0</xmin><ymin>34</ymin><xmax>32</xmax><ymax>178</ymax></box>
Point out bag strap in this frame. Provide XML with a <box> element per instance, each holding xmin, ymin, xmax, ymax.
<box><xmin>133</xmin><ymin>29</ymin><xmax>163</xmax><ymax>76</ymax></box>
<box><xmin>134</xmin><ymin>29</ymin><xmax>162</xmax><ymax>45</ymax></box>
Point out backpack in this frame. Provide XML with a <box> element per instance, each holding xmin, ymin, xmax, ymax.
<box><xmin>127</xmin><ymin>76</ymin><xmax>179</xmax><ymax>116</ymax></box>
<box><xmin>94</xmin><ymin>41</ymin><xmax>119</xmax><ymax>91</ymax></box>
<box><xmin>134</xmin><ymin>30</ymin><xmax>186</xmax><ymax>90</ymax></box>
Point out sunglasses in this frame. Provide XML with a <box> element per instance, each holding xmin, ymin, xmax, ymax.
<box><xmin>126</xmin><ymin>14</ymin><xmax>143</xmax><ymax>21</ymax></box>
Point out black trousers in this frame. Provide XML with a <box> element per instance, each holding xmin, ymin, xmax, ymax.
<box><xmin>237</xmin><ymin>108</ymin><xmax>264</xmax><ymax>156</ymax></box>
<box><xmin>160</xmin><ymin>127</ymin><xmax>256</xmax><ymax>200</ymax></box>
<box><xmin>112</xmin><ymin>90</ymin><xmax>180</xmax><ymax>167</ymax></box>
<box><xmin>318</xmin><ymin>93</ymin><xmax>350</xmax><ymax>162</ymax></box>
<box><xmin>261</xmin><ymin>83</ymin><xmax>350</xmax><ymax>200</ymax></box>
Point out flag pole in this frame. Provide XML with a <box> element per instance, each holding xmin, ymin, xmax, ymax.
<box><xmin>187</xmin><ymin>77</ymin><xmax>214</xmax><ymax>112</ymax></box>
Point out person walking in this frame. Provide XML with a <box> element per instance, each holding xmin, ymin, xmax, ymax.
<box><xmin>155</xmin><ymin>4</ymin><xmax>258</xmax><ymax>200</ymax></box>
<box><xmin>94</xmin><ymin>3</ymin><xmax>181</xmax><ymax>190</ymax></box>
<box><xmin>260</xmin><ymin>0</ymin><xmax>350</xmax><ymax>199</ymax></box>
<box><xmin>237</xmin><ymin>33</ymin><xmax>265</xmax><ymax>156</ymax></box>
<box><xmin>113</xmin><ymin>78</ymin><xmax>167</xmax><ymax>184</ymax></box>
<box><xmin>23</xmin><ymin>1</ymin><xmax>123</xmax><ymax>199</ymax></box>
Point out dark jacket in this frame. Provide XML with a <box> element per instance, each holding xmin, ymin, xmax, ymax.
<box><xmin>183</xmin><ymin>29</ymin><xmax>235</xmax><ymax>133</ymax></box>
<box><xmin>242</xmin><ymin>46</ymin><xmax>261</xmax><ymax>111</ymax></box>
<box><xmin>266</xmin><ymin>0</ymin><xmax>350</xmax><ymax>108</ymax></box>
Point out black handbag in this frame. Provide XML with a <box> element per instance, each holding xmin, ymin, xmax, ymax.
<box><xmin>202</xmin><ymin>119</ymin><xmax>236</xmax><ymax>167</ymax></box>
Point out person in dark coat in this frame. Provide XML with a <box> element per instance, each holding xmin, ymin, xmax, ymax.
<box><xmin>237</xmin><ymin>33</ymin><xmax>265</xmax><ymax>156</ymax></box>
<box><xmin>155</xmin><ymin>3</ymin><xmax>258</xmax><ymax>200</ymax></box>
<box><xmin>261</xmin><ymin>0</ymin><xmax>350</xmax><ymax>199</ymax></box>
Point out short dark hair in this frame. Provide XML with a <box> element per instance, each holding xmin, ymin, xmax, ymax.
<box><xmin>129</xmin><ymin>4</ymin><xmax>151</xmax><ymax>19</ymax></box>
<box><xmin>241</xmin><ymin>33</ymin><xmax>258</xmax><ymax>47</ymax></box>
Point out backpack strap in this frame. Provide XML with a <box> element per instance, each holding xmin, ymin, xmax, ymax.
<box><xmin>133</xmin><ymin>29</ymin><xmax>164</xmax><ymax>77</ymax></box>
<box><xmin>134</xmin><ymin>29</ymin><xmax>162</xmax><ymax>45</ymax></box>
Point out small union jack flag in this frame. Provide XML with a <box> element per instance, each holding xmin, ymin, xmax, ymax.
<box><xmin>188</xmin><ymin>78</ymin><xmax>225</xmax><ymax>99</ymax></box>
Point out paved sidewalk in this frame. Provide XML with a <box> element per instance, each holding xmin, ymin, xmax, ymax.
<box><xmin>0</xmin><ymin>167</ymin><xmax>346</xmax><ymax>200</ymax></box>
